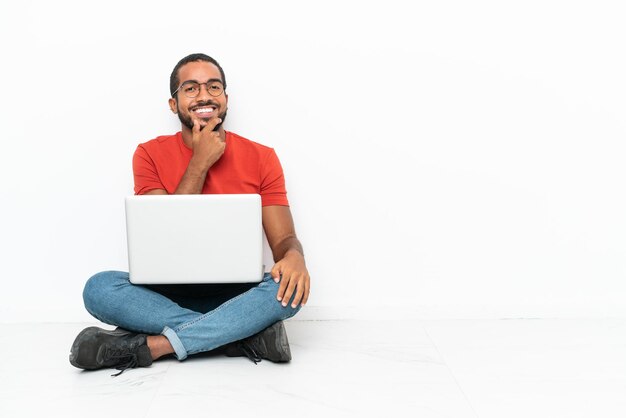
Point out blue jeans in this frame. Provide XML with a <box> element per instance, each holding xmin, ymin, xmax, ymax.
<box><xmin>82</xmin><ymin>271</ymin><xmax>300</xmax><ymax>360</ymax></box>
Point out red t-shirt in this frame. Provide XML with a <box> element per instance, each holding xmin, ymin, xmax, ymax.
<box><xmin>133</xmin><ymin>131</ymin><xmax>289</xmax><ymax>207</ymax></box>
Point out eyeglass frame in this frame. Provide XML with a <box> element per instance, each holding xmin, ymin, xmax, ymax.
<box><xmin>172</xmin><ymin>78</ymin><xmax>226</xmax><ymax>98</ymax></box>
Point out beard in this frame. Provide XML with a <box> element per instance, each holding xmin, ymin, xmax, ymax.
<box><xmin>177</xmin><ymin>104</ymin><xmax>228</xmax><ymax>132</ymax></box>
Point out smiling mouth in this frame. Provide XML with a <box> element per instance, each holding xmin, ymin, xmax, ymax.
<box><xmin>192</xmin><ymin>106</ymin><xmax>216</xmax><ymax>117</ymax></box>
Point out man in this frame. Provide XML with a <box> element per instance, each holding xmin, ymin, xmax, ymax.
<box><xmin>69</xmin><ymin>53</ymin><xmax>310</xmax><ymax>375</ymax></box>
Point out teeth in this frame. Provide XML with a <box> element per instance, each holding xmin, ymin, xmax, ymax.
<box><xmin>195</xmin><ymin>108</ymin><xmax>214</xmax><ymax>113</ymax></box>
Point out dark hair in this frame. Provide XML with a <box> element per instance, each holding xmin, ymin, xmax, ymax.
<box><xmin>170</xmin><ymin>53</ymin><xmax>227</xmax><ymax>97</ymax></box>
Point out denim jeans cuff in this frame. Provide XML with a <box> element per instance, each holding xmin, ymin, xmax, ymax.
<box><xmin>162</xmin><ymin>326</ymin><xmax>188</xmax><ymax>360</ymax></box>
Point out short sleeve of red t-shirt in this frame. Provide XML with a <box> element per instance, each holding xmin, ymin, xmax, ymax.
<box><xmin>133</xmin><ymin>131</ymin><xmax>289</xmax><ymax>207</ymax></box>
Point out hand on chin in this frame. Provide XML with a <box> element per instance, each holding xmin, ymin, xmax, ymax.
<box><xmin>191</xmin><ymin>117</ymin><xmax>208</xmax><ymax>130</ymax></box>
<box><xmin>197</xmin><ymin>116</ymin><xmax>215</xmax><ymax>130</ymax></box>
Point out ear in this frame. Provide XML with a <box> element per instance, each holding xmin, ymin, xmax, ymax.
<box><xmin>168</xmin><ymin>97</ymin><xmax>178</xmax><ymax>114</ymax></box>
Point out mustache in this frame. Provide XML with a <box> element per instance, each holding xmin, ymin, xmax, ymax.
<box><xmin>190</xmin><ymin>101</ymin><xmax>219</xmax><ymax>110</ymax></box>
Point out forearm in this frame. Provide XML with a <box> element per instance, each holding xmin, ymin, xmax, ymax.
<box><xmin>174</xmin><ymin>157</ymin><xmax>210</xmax><ymax>194</ymax></box>
<box><xmin>272</xmin><ymin>235</ymin><xmax>305</xmax><ymax>262</ymax></box>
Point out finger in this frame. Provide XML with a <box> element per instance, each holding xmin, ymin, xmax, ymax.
<box><xmin>203</xmin><ymin>117</ymin><xmax>222</xmax><ymax>132</ymax></box>
<box><xmin>276</xmin><ymin>271</ymin><xmax>290</xmax><ymax>302</ymax></box>
<box><xmin>301</xmin><ymin>275</ymin><xmax>310</xmax><ymax>306</ymax></box>
<box><xmin>270</xmin><ymin>264</ymin><xmax>281</xmax><ymax>283</ymax></box>
<box><xmin>192</xmin><ymin>118</ymin><xmax>201</xmax><ymax>135</ymax></box>
<box><xmin>291</xmin><ymin>278</ymin><xmax>305</xmax><ymax>308</ymax></box>
<box><xmin>281</xmin><ymin>275</ymin><xmax>298</xmax><ymax>307</ymax></box>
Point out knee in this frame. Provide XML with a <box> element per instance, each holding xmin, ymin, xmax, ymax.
<box><xmin>83</xmin><ymin>270</ymin><xmax>129</xmax><ymax>313</ymax></box>
<box><xmin>263</xmin><ymin>278</ymin><xmax>302</xmax><ymax>321</ymax></box>
<box><xmin>278</xmin><ymin>303</ymin><xmax>301</xmax><ymax>321</ymax></box>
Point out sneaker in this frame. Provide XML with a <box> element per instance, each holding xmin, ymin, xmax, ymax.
<box><xmin>69</xmin><ymin>326</ymin><xmax>153</xmax><ymax>376</ymax></box>
<box><xmin>224</xmin><ymin>321</ymin><xmax>292</xmax><ymax>364</ymax></box>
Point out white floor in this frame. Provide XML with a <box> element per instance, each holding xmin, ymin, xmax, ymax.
<box><xmin>1</xmin><ymin>319</ymin><xmax>625</xmax><ymax>417</ymax></box>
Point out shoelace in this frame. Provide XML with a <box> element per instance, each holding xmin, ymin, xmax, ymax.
<box><xmin>102</xmin><ymin>346</ymin><xmax>140</xmax><ymax>377</ymax></box>
<box><xmin>111</xmin><ymin>356</ymin><xmax>138</xmax><ymax>377</ymax></box>
<box><xmin>238</xmin><ymin>342</ymin><xmax>262</xmax><ymax>365</ymax></box>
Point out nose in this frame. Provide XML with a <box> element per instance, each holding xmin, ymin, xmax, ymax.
<box><xmin>195</xmin><ymin>83</ymin><xmax>212</xmax><ymax>101</ymax></box>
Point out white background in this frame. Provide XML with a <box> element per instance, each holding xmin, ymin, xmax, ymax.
<box><xmin>1</xmin><ymin>0</ymin><xmax>625</xmax><ymax>322</ymax></box>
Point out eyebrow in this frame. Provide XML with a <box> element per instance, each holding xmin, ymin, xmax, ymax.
<box><xmin>181</xmin><ymin>78</ymin><xmax>223</xmax><ymax>85</ymax></box>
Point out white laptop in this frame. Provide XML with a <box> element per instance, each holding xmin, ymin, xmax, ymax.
<box><xmin>125</xmin><ymin>194</ymin><xmax>263</xmax><ymax>284</ymax></box>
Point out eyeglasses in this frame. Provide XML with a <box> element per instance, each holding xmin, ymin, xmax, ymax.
<box><xmin>173</xmin><ymin>80</ymin><xmax>225</xmax><ymax>98</ymax></box>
